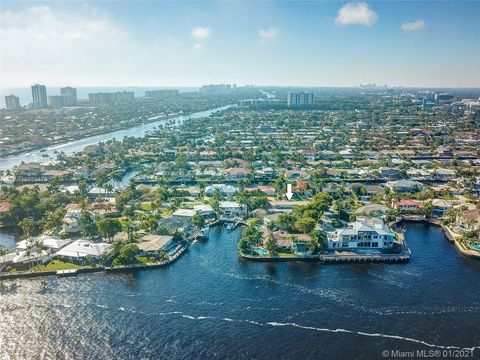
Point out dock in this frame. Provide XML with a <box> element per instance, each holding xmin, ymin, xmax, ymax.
<box><xmin>240</xmin><ymin>246</ymin><xmax>411</xmax><ymax>264</ymax></box>
<box><xmin>56</xmin><ymin>269</ymin><xmax>78</xmax><ymax>277</ymax></box>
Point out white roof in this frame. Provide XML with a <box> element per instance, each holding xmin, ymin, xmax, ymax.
<box><xmin>205</xmin><ymin>184</ymin><xmax>237</xmax><ymax>194</ymax></box>
<box><xmin>172</xmin><ymin>209</ymin><xmax>196</xmax><ymax>217</ymax></box>
<box><xmin>16</xmin><ymin>236</ymin><xmax>71</xmax><ymax>250</ymax></box>
<box><xmin>55</xmin><ymin>240</ymin><xmax>111</xmax><ymax>258</ymax></box>
<box><xmin>219</xmin><ymin>201</ymin><xmax>242</xmax><ymax>208</ymax></box>
<box><xmin>336</xmin><ymin>220</ymin><xmax>392</xmax><ymax>238</ymax></box>
<box><xmin>193</xmin><ymin>204</ymin><xmax>214</xmax><ymax>212</ymax></box>
<box><xmin>11</xmin><ymin>250</ymin><xmax>48</xmax><ymax>264</ymax></box>
<box><xmin>432</xmin><ymin>199</ymin><xmax>452</xmax><ymax>208</ymax></box>
<box><xmin>89</xmin><ymin>187</ymin><xmax>117</xmax><ymax>194</ymax></box>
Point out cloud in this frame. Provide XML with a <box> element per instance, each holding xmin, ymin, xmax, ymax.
<box><xmin>401</xmin><ymin>20</ymin><xmax>425</xmax><ymax>32</ymax></box>
<box><xmin>193</xmin><ymin>43</ymin><xmax>203</xmax><ymax>50</ymax></box>
<box><xmin>258</xmin><ymin>27</ymin><xmax>278</xmax><ymax>41</ymax></box>
<box><xmin>191</xmin><ymin>27</ymin><xmax>211</xmax><ymax>40</ymax></box>
<box><xmin>335</xmin><ymin>2</ymin><xmax>378</xmax><ymax>27</ymax></box>
<box><xmin>0</xmin><ymin>5</ymin><xmax>194</xmax><ymax>87</ymax></box>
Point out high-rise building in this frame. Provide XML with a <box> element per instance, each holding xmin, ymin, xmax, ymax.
<box><xmin>435</xmin><ymin>93</ymin><xmax>454</xmax><ymax>105</ymax></box>
<box><xmin>60</xmin><ymin>87</ymin><xmax>77</xmax><ymax>106</ymax></box>
<box><xmin>89</xmin><ymin>91</ymin><xmax>135</xmax><ymax>105</ymax></box>
<box><xmin>114</xmin><ymin>91</ymin><xmax>135</xmax><ymax>103</ymax></box>
<box><xmin>31</xmin><ymin>84</ymin><xmax>48</xmax><ymax>108</ymax></box>
<box><xmin>48</xmin><ymin>95</ymin><xmax>67</xmax><ymax>108</ymax></box>
<box><xmin>422</xmin><ymin>98</ymin><xmax>435</xmax><ymax>110</ymax></box>
<box><xmin>287</xmin><ymin>92</ymin><xmax>314</xmax><ymax>106</ymax></box>
<box><xmin>145</xmin><ymin>89</ymin><xmax>179</xmax><ymax>98</ymax></box>
<box><xmin>5</xmin><ymin>95</ymin><xmax>21</xmax><ymax>110</ymax></box>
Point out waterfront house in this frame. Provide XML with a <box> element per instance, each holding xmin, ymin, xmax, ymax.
<box><xmin>262</xmin><ymin>229</ymin><xmax>312</xmax><ymax>254</ymax></box>
<box><xmin>138</xmin><ymin>234</ymin><xmax>174</xmax><ymax>256</ymax></box>
<box><xmin>16</xmin><ymin>236</ymin><xmax>71</xmax><ymax>254</ymax></box>
<box><xmin>456</xmin><ymin>209</ymin><xmax>480</xmax><ymax>231</ymax></box>
<box><xmin>224</xmin><ymin>167</ymin><xmax>250</xmax><ymax>179</ymax></box>
<box><xmin>172</xmin><ymin>209</ymin><xmax>196</xmax><ymax>222</ymax></box>
<box><xmin>431</xmin><ymin>199</ymin><xmax>452</xmax><ymax>218</ymax></box>
<box><xmin>257</xmin><ymin>186</ymin><xmax>276</xmax><ymax>196</ymax></box>
<box><xmin>327</xmin><ymin>218</ymin><xmax>395</xmax><ymax>250</ymax></box>
<box><xmin>2</xmin><ymin>249</ymin><xmax>49</xmax><ymax>269</ymax></box>
<box><xmin>386</xmin><ymin>179</ymin><xmax>424</xmax><ymax>193</ymax></box>
<box><xmin>157</xmin><ymin>217</ymin><xmax>190</xmax><ymax>234</ymax></box>
<box><xmin>55</xmin><ymin>240</ymin><xmax>111</xmax><ymax>263</ymax></box>
<box><xmin>193</xmin><ymin>204</ymin><xmax>216</xmax><ymax>219</ymax></box>
<box><xmin>392</xmin><ymin>199</ymin><xmax>423</xmax><ymax>212</ymax></box>
<box><xmin>13</xmin><ymin>163</ymin><xmax>46</xmax><ymax>183</ymax></box>
<box><xmin>219</xmin><ymin>201</ymin><xmax>246</xmax><ymax>219</ymax></box>
<box><xmin>205</xmin><ymin>184</ymin><xmax>237</xmax><ymax>196</ymax></box>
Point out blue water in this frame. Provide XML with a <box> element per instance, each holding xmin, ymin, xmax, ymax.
<box><xmin>1</xmin><ymin>223</ymin><xmax>480</xmax><ymax>359</ymax></box>
<box><xmin>0</xmin><ymin>233</ymin><xmax>15</xmax><ymax>249</ymax></box>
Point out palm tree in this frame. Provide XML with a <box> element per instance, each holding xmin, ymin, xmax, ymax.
<box><xmin>18</xmin><ymin>217</ymin><xmax>34</xmax><ymax>238</ymax></box>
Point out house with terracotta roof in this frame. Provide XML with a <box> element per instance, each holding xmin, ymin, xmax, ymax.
<box><xmin>391</xmin><ymin>199</ymin><xmax>423</xmax><ymax>212</ymax></box>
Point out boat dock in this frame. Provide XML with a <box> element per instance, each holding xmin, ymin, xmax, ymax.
<box><xmin>240</xmin><ymin>246</ymin><xmax>411</xmax><ymax>264</ymax></box>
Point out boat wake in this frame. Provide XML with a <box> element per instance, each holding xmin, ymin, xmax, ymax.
<box><xmin>108</xmin><ymin>305</ymin><xmax>479</xmax><ymax>351</ymax></box>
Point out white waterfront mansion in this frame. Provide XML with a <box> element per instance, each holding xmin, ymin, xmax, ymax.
<box><xmin>327</xmin><ymin>218</ymin><xmax>395</xmax><ymax>250</ymax></box>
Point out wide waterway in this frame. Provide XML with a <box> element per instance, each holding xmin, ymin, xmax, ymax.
<box><xmin>1</xmin><ymin>223</ymin><xmax>480</xmax><ymax>359</ymax></box>
<box><xmin>0</xmin><ymin>105</ymin><xmax>232</xmax><ymax>171</ymax></box>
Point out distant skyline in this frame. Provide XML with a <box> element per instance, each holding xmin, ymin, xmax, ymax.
<box><xmin>1</xmin><ymin>1</ymin><xmax>479</xmax><ymax>88</ymax></box>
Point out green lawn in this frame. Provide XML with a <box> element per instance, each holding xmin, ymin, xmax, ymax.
<box><xmin>136</xmin><ymin>256</ymin><xmax>153</xmax><ymax>264</ymax></box>
<box><xmin>277</xmin><ymin>252</ymin><xmax>294</xmax><ymax>257</ymax></box>
<box><xmin>32</xmin><ymin>260</ymin><xmax>82</xmax><ymax>272</ymax></box>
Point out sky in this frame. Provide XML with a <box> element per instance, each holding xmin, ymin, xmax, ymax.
<box><xmin>0</xmin><ymin>0</ymin><xmax>479</xmax><ymax>88</ymax></box>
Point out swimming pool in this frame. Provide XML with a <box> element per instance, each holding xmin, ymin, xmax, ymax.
<box><xmin>253</xmin><ymin>247</ymin><xmax>269</xmax><ymax>255</ymax></box>
<box><xmin>469</xmin><ymin>242</ymin><xmax>480</xmax><ymax>251</ymax></box>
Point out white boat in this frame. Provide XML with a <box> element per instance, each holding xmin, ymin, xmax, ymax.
<box><xmin>199</xmin><ymin>227</ymin><xmax>209</xmax><ymax>238</ymax></box>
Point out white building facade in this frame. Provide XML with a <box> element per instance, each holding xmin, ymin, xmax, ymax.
<box><xmin>327</xmin><ymin>219</ymin><xmax>395</xmax><ymax>250</ymax></box>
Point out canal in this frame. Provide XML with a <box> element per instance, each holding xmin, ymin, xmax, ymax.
<box><xmin>0</xmin><ymin>223</ymin><xmax>479</xmax><ymax>359</ymax></box>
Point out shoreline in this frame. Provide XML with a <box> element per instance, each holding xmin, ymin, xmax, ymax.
<box><xmin>0</xmin><ymin>244</ymin><xmax>187</xmax><ymax>281</ymax></box>
<box><xmin>2</xmin><ymin>219</ymin><xmax>478</xmax><ymax>281</ymax></box>
<box><xmin>239</xmin><ymin>250</ymin><xmax>411</xmax><ymax>264</ymax></box>
<box><xmin>239</xmin><ymin>218</ymin><xmax>480</xmax><ymax>263</ymax></box>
